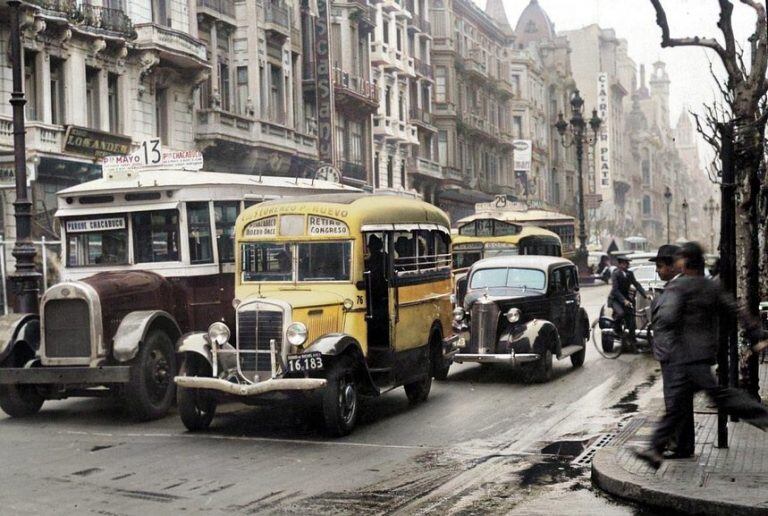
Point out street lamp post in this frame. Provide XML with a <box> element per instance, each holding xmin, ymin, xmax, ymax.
<box><xmin>555</xmin><ymin>90</ymin><xmax>601</xmax><ymax>275</ymax></box>
<box><xmin>703</xmin><ymin>197</ymin><xmax>719</xmax><ymax>251</ymax></box>
<box><xmin>681</xmin><ymin>198</ymin><xmax>689</xmax><ymax>240</ymax></box>
<box><xmin>663</xmin><ymin>186</ymin><xmax>672</xmax><ymax>244</ymax></box>
<box><xmin>8</xmin><ymin>0</ymin><xmax>41</xmax><ymax>313</ymax></box>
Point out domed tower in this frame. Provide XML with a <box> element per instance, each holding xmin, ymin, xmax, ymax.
<box><xmin>513</xmin><ymin>0</ymin><xmax>556</xmax><ymax>47</ymax></box>
<box><xmin>485</xmin><ymin>0</ymin><xmax>513</xmax><ymax>38</ymax></box>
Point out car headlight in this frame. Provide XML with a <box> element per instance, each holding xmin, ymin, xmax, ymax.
<box><xmin>453</xmin><ymin>307</ymin><xmax>465</xmax><ymax>321</ymax></box>
<box><xmin>506</xmin><ymin>308</ymin><xmax>522</xmax><ymax>323</ymax></box>
<box><xmin>208</xmin><ymin>322</ymin><xmax>230</xmax><ymax>346</ymax></box>
<box><xmin>286</xmin><ymin>322</ymin><xmax>308</xmax><ymax>346</ymax></box>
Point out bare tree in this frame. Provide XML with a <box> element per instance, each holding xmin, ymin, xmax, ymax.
<box><xmin>649</xmin><ymin>0</ymin><xmax>768</xmax><ymax>392</ymax></box>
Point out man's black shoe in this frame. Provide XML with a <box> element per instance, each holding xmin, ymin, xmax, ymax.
<box><xmin>662</xmin><ymin>450</ymin><xmax>694</xmax><ymax>459</ymax></box>
<box><xmin>632</xmin><ymin>447</ymin><xmax>663</xmax><ymax>470</ymax></box>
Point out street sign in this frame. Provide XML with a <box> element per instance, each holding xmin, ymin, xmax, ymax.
<box><xmin>102</xmin><ymin>140</ymin><xmax>204</xmax><ymax>180</ymax></box>
<box><xmin>585</xmin><ymin>193</ymin><xmax>603</xmax><ymax>210</ymax></box>
<box><xmin>475</xmin><ymin>195</ymin><xmax>527</xmax><ymax>213</ymax></box>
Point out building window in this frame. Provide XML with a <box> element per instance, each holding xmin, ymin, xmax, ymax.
<box><xmin>435</xmin><ymin>67</ymin><xmax>446</xmax><ymax>102</ymax></box>
<box><xmin>348</xmin><ymin>121</ymin><xmax>363</xmax><ymax>164</ymax></box>
<box><xmin>269</xmin><ymin>64</ymin><xmax>284</xmax><ymax>123</ymax></box>
<box><xmin>387</xmin><ymin>156</ymin><xmax>394</xmax><ymax>187</ymax></box>
<box><xmin>400</xmin><ymin>160</ymin><xmax>406</xmax><ymax>188</ymax></box>
<box><xmin>50</xmin><ymin>58</ymin><xmax>65</xmax><ymax>125</ymax></box>
<box><xmin>374</xmin><ymin>153</ymin><xmax>380</xmax><ymax>187</ymax></box>
<box><xmin>511</xmin><ymin>74</ymin><xmax>520</xmax><ymax>96</ymax></box>
<box><xmin>383</xmin><ymin>20</ymin><xmax>389</xmax><ymax>44</ymax></box>
<box><xmin>108</xmin><ymin>73</ymin><xmax>120</xmax><ymax>133</ymax></box>
<box><xmin>642</xmin><ymin>159</ymin><xmax>651</xmax><ymax>186</ymax></box>
<box><xmin>219</xmin><ymin>62</ymin><xmax>231</xmax><ymax>111</ymax></box>
<box><xmin>152</xmin><ymin>0</ymin><xmax>169</xmax><ymax>26</ymax></box>
<box><xmin>236</xmin><ymin>66</ymin><xmax>249</xmax><ymax>115</ymax></box>
<box><xmin>385</xmin><ymin>86</ymin><xmax>392</xmax><ymax>117</ymax></box>
<box><xmin>336</xmin><ymin>117</ymin><xmax>346</xmax><ymax>161</ymax></box>
<box><xmin>438</xmin><ymin>130</ymin><xmax>447</xmax><ymax>167</ymax></box>
<box><xmin>512</xmin><ymin>115</ymin><xmax>523</xmax><ymax>139</ymax></box>
<box><xmin>155</xmin><ymin>87</ymin><xmax>169</xmax><ymax>144</ymax></box>
<box><xmin>643</xmin><ymin>195</ymin><xmax>652</xmax><ymax>216</ymax></box>
<box><xmin>86</xmin><ymin>67</ymin><xmax>100</xmax><ymax>129</ymax></box>
<box><xmin>23</xmin><ymin>51</ymin><xmax>38</xmax><ymax>121</ymax></box>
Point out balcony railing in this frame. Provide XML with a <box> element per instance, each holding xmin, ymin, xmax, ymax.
<box><xmin>197</xmin><ymin>0</ymin><xmax>235</xmax><ymax>18</ymax></box>
<box><xmin>265</xmin><ymin>2</ymin><xmax>290</xmax><ymax>32</ymax></box>
<box><xmin>349</xmin><ymin>0</ymin><xmax>376</xmax><ymax>29</ymax></box>
<box><xmin>413</xmin><ymin>58</ymin><xmax>433</xmax><ymax>78</ymax></box>
<box><xmin>409</xmin><ymin>107</ymin><xmax>433</xmax><ymax>127</ymax></box>
<box><xmin>332</xmin><ymin>68</ymin><xmax>377</xmax><ymax>104</ymax></box>
<box><xmin>28</xmin><ymin>0</ymin><xmax>78</xmax><ymax>14</ymax></box>
<box><xmin>80</xmin><ymin>5</ymin><xmax>136</xmax><ymax>38</ymax></box>
<box><xmin>196</xmin><ymin>109</ymin><xmax>254</xmax><ymax>144</ymax></box>
<box><xmin>341</xmin><ymin>160</ymin><xmax>367</xmax><ymax>182</ymax></box>
<box><xmin>409</xmin><ymin>14</ymin><xmax>431</xmax><ymax>34</ymax></box>
<box><xmin>406</xmin><ymin>157</ymin><xmax>441</xmax><ymax>179</ymax></box>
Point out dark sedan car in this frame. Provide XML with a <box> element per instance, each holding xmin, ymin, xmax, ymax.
<box><xmin>452</xmin><ymin>256</ymin><xmax>590</xmax><ymax>382</ymax></box>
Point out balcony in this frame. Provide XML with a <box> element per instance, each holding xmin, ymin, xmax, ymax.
<box><xmin>196</xmin><ymin>109</ymin><xmax>254</xmax><ymax>147</ymax></box>
<box><xmin>80</xmin><ymin>5</ymin><xmax>136</xmax><ymax>38</ymax></box>
<box><xmin>134</xmin><ymin>23</ymin><xmax>208</xmax><ymax>69</ymax></box>
<box><xmin>464</xmin><ymin>50</ymin><xmax>487</xmax><ymax>79</ymax></box>
<box><xmin>341</xmin><ymin>160</ymin><xmax>368</xmax><ymax>184</ymax></box>
<box><xmin>495</xmin><ymin>78</ymin><xmax>515</xmax><ymax>98</ymax></box>
<box><xmin>409</xmin><ymin>107</ymin><xmax>436</xmax><ymax>131</ymax></box>
<box><xmin>381</xmin><ymin>0</ymin><xmax>404</xmax><ymax>13</ymax></box>
<box><xmin>407</xmin><ymin>157</ymin><xmax>441</xmax><ymax>180</ymax></box>
<box><xmin>264</xmin><ymin>2</ymin><xmax>291</xmax><ymax>38</ymax></box>
<box><xmin>197</xmin><ymin>0</ymin><xmax>236</xmax><ymax>23</ymax></box>
<box><xmin>349</xmin><ymin>0</ymin><xmax>376</xmax><ymax>32</ymax></box>
<box><xmin>370</xmin><ymin>42</ymin><xmax>395</xmax><ymax>67</ymax></box>
<box><xmin>413</xmin><ymin>58</ymin><xmax>433</xmax><ymax>79</ymax></box>
<box><xmin>408</xmin><ymin>14</ymin><xmax>431</xmax><ymax>35</ymax></box>
<box><xmin>333</xmin><ymin>68</ymin><xmax>378</xmax><ymax>113</ymax></box>
<box><xmin>256</xmin><ymin>120</ymin><xmax>317</xmax><ymax>157</ymax></box>
<box><xmin>26</xmin><ymin>0</ymin><xmax>77</xmax><ymax>16</ymax></box>
<box><xmin>0</xmin><ymin>116</ymin><xmax>65</xmax><ymax>155</ymax></box>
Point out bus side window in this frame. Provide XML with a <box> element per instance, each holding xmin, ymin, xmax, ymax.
<box><xmin>214</xmin><ymin>201</ymin><xmax>240</xmax><ymax>263</ymax></box>
<box><xmin>434</xmin><ymin>230</ymin><xmax>450</xmax><ymax>268</ymax></box>
<box><xmin>187</xmin><ymin>202</ymin><xmax>214</xmax><ymax>264</ymax></box>
<box><xmin>393</xmin><ymin>231</ymin><xmax>416</xmax><ymax>273</ymax></box>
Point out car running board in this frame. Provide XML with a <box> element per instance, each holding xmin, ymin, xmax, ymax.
<box><xmin>557</xmin><ymin>345</ymin><xmax>584</xmax><ymax>359</ymax></box>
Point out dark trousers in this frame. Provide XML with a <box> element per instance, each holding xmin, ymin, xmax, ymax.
<box><xmin>611</xmin><ymin>301</ymin><xmax>635</xmax><ymax>338</ymax></box>
<box><xmin>661</xmin><ymin>362</ymin><xmax>695</xmax><ymax>455</ymax></box>
<box><xmin>652</xmin><ymin>361</ymin><xmax>768</xmax><ymax>453</ymax></box>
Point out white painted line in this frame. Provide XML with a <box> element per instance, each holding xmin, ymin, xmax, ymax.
<box><xmin>61</xmin><ymin>430</ymin><xmax>432</xmax><ymax>450</ymax></box>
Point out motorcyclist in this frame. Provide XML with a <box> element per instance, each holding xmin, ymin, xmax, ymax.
<box><xmin>609</xmin><ymin>254</ymin><xmax>649</xmax><ymax>345</ymax></box>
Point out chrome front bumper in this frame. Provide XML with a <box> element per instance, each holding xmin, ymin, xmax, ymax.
<box><xmin>453</xmin><ymin>353</ymin><xmax>540</xmax><ymax>365</ymax></box>
<box><xmin>174</xmin><ymin>376</ymin><xmax>327</xmax><ymax>396</ymax></box>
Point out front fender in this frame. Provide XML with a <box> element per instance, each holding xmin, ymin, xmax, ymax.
<box><xmin>0</xmin><ymin>313</ymin><xmax>40</xmax><ymax>364</ymax></box>
<box><xmin>304</xmin><ymin>334</ymin><xmax>378</xmax><ymax>396</ymax></box>
<box><xmin>501</xmin><ymin>319</ymin><xmax>560</xmax><ymax>356</ymax></box>
<box><xmin>578</xmin><ymin>307</ymin><xmax>590</xmax><ymax>339</ymax></box>
<box><xmin>113</xmin><ymin>310</ymin><xmax>182</xmax><ymax>362</ymax></box>
<box><xmin>177</xmin><ymin>332</ymin><xmax>212</xmax><ymax>365</ymax></box>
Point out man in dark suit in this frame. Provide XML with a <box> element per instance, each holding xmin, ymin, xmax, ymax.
<box><xmin>636</xmin><ymin>242</ymin><xmax>768</xmax><ymax>469</ymax></box>
<box><xmin>649</xmin><ymin>244</ymin><xmax>694</xmax><ymax>458</ymax></box>
<box><xmin>609</xmin><ymin>255</ymin><xmax>649</xmax><ymax>344</ymax></box>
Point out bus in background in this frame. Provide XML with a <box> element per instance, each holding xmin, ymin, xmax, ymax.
<box><xmin>452</xmin><ymin>225</ymin><xmax>562</xmax><ymax>272</ymax></box>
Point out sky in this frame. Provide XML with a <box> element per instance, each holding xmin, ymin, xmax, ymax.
<box><xmin>488</xmin><ymin>0</ymin><xmax>762</xmax><ymax>163</ymax></box>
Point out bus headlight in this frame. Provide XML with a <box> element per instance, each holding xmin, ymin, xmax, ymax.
<box><xmin>506</xmin><ymin>308</ymin><xmax>522</xmax><ymax>323</ymax></box>
<box><xmin>208</xmin><ymin>322</ymin><xmax>231</xmax><ymax>347</ymax></box>
<box><xmin>453</xmin><ymin>307</ymin><xmax>465</xmax><ymax>321</ymax></box>
<box><xmin>286</xmin><ymin>322</ymin><xmax>308</xmax><ymax>346</ymax></box>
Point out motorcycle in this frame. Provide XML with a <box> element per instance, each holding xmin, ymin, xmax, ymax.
<box><xmin>593</xmin><ymin>288</ymin><xmax>657</xmax><ymax>358</ymax></box>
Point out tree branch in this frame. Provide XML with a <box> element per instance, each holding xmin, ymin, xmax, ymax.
<box><xmin>739</xmin><ymin>0</ymin><xmax>768</xmax><ymax>94</ymax></box>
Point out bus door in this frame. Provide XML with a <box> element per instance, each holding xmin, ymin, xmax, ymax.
<box><xmin>363</xmin><ymin>232</ymin><xmax>391</xmax><ymax>354</ymax></box>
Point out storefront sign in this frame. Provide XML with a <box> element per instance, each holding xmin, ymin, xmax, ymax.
<box><xmin>308</xmin><ymin>216</ymin><xmax>349</xmax><ymax>236</ymax></box>
<box><xmin>512</xmin><ymin>140</ymin><xmax>532</xmax><ymax>172</ymax></box>
<box><xmin>596</xmin><ymin>73</ymin><xmax>610</xmax><ymax>188</ymax></box>
<box><xmin>102</xmin><ymin>140</ymin><xmax>204</xmax><ymax>180</ymax></box>
<box><xmin>66</xmin><ymin>218</ymin><xmax>126</xmax><ymax>233</ymax></box>
<box><xmin>64</xmin><ymin>126</ymin><xmax>132</xmax><ymax>158</ymax></box>
<box><xmin>314</xmin><ymin>0</ymin><xmax>336</xmax><ymax>165</ymax></box>
<box><xmin>244</xmin><ymin>217</ymin><xmax>278</xmax><ymax>237</ymax></box>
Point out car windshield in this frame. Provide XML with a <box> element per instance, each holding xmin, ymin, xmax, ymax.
<box><xmin>469</xmin><ymin>267</ymin><xmax>546</xmax><ymax>290</ymax></box>
<box><xmin>632</xmin><ymin>265</ymin><xmax>659</xmax><ymax>283</ymax></box>
<box><xmin>241</xmin><ymin>241</ymin><xmax>352</xmax><ymax>282</ymax></box>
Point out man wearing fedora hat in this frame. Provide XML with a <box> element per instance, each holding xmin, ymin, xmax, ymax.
<box><xmin>608</xmin><ymin>254</ymin><xmax>649</xmax><ymax>347</ymax></box>
<box><xmin>649</xmin><ymin>244</ymin><xmax>694</xmax><ymax>458</ymax></box>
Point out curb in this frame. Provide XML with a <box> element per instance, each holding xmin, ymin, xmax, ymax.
<box><xmin>591</xmin><ymin>446</ymin><xmax>768</xmax><ymax>516</ymax></box>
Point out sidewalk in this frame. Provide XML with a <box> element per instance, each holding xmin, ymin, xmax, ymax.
<box><xmin>592</xmin><ymin>363</ymin><xmax>768</xmax><ymax>515</ymax></box>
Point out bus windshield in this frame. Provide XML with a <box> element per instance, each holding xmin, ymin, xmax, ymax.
<box><xmin>241</xmin><ymin>241</ymin><xmax>352</xmax><ymax>282</ymax></box>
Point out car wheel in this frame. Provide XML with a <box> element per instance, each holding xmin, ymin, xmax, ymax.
<box><xmin>0</xmin><ymin>352</ymin><xmax>44</xmax><ymax>418</ymax></box>
<box><xmin>177</xmin><ymin>355</ymin><xmax>217</xmax><ymax>432</ymax></box>
<box><xmin>523</xmin><ymin>348</ymin><xmax>553</xmax><ymax>383</ymax></box>
<box><xmin>570</xmin><ymin>323</ymin><xmax>587</xmax><ymax>368</ymax></box>
<box><xmin>405</xmin><ymin>348</ymin><xmax>432</xmax><ymax>404</ymax></box>
<box><xmin>125</xmin><ymin>330</ymin><xmax>177</xmax><ymax>421</ymax></box>
<box><xmin>321</xmin><ymin>355</ymin><xmax>359</xmax><ymax>437</ymax></box>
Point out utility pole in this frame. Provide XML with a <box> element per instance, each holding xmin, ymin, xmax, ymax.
<box><xmin>8</xmin><ymin>0</ymin><xmax>41</xmax><ymax>314</ymax></box>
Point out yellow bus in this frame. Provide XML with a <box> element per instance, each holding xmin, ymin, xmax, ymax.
<box><xmin>457</xmin><ymin>208</ymin><xmax>576</xmax><ymax>259</ymax></box>
<box><xmin>175</xmin><ymin>193</ymin><xmax>458</xmax><ymax>436</ymax></box>
<box><xmin>452</xmin><ymin>226</ymin><xmax>563</xmax><ymax>272</ymax></box>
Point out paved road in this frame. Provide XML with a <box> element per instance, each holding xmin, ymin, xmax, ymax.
<box><xmin>0</xmin><ymin>284</ymin><xmax>658</xmax><ymax>514</ymax></box>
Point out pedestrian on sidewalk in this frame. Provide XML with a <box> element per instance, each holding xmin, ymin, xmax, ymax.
<box><xmin>648</xmin><ymin>244</ymin><xmax>694</xmax><ymax>459</ymax></box>
<box><xmin>636</xmin><ymin>242</ymin><xmax>768</xmax><ymax>469</ymax></box>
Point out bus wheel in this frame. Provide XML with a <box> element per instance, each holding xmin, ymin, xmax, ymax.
<box><xmin>178</xmin><ymin>355</ymin><xmax>216</xmax><ymax>432</ymax></box>
<box><xmin>125</xmin><ymin>330</ymin><xmax>176</xmax><ymax>421</ymax></box>
<box><xmin>431</xmin><ymin>333</ymin><xmax>450</xmax><ymax>381</ymax></box>
<box><xmin>322</xmin><ymin>355</ymin><xmax>359</xmax><ymax>437</ymax></box>
<box><xmin>0</xmin><ymin>351</ymin><xmax>44</xmax><ymax>418</ymax></box>
<box><xmin>405</xmin><ymin>348</ymin><xmax>432</xmax><ymax>404</ymax></box>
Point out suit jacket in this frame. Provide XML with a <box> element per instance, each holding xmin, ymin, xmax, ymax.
<box><xmin>609</xmin><ymin>268</ymin><xmax>647</xmax><ymax>305</ymax></box>
<box><xmin>650</xmin><ymin>275</ymin><xmax>680</xmax><ymax>363</ymax></box>
<box><xmin>659</xmin><ymin>275</ymin><xmax>765</xmax><ymax>365</ymax></box>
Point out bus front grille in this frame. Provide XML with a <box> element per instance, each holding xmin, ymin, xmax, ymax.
<box><xmin>237</xmin><ymin>308</ymin><xmax>283</xmax><ymax>374</ymax></box>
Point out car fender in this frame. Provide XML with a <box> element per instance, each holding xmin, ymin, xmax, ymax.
<box><xmin>113</xmin><ymin>310</ymin><xmax>182</xmax><ymax>363</ymax></box>
<box><xmin>578</xmin><ymin>307</ymin><xmax>590</xmax><ymax>339</ymax></box>
<box><xmin>0</xmin><ymin>313</ymin><xmax>39</xmax><ymax>364</ymax></box>
<box><xmin>501</xmin><ymin>319</ymin><xmax>560</xmax><ymax>355</ymax></box>
<box><xmin>177</xmin><ymin>332</ymin><xmax>212</xmax><ymax>366</ymax></box>
<box><xmin>304</xmin><ymin>334</ymin><xmax>378</xmax><ymax>395</ymax></box>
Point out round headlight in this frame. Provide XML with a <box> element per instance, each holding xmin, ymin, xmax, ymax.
<box><xmin>286</xmin><ymin>322</ymin><xmax>308</xmax><ymax>346</ymax></box>
<box><xmin>208</xmin><ymin>322</ymin><xmax>230</xmax><ymax>346</ymax></box>
<box><xmin>453</xmin><ymin>307</ymin><xmax>465</xmax><ymax>321</ymax></box>
<box><xmin>506</xmin><ymin>308</ymin><xmax>522</xmax><ymax>323</ymax></box>
<box><xmin>343</xmin><ymin>298</ymin><xmax>354</xmax><ymax>311</ymax></box>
